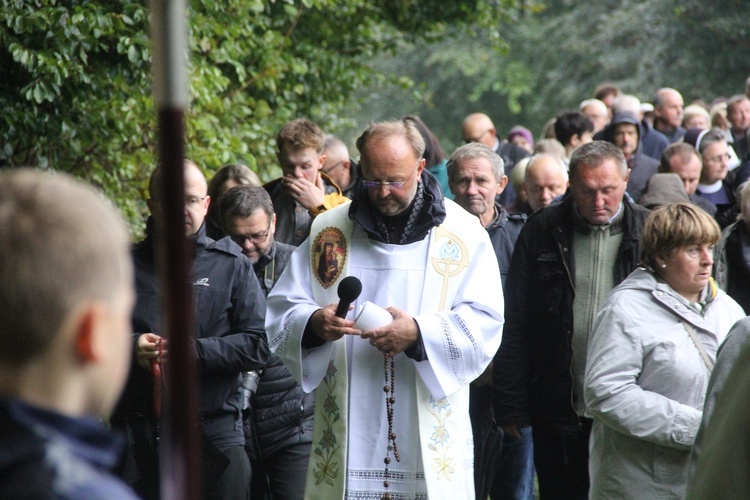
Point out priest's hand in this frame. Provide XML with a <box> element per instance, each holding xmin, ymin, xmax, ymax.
<box><xmin>310</xmin><ymin>304</ymin><xmax>361</xmax><ymax>342</ymax></box>
<box><xmin>360</xmin><ymin>306</ymin><xmax>418</xmax><ymax>358</ymax></box>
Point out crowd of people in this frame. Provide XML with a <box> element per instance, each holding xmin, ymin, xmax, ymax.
<box><xmin>2</xmin><ymin>79</ymin><xmax>750</xmax><ymax>500</ymax></box>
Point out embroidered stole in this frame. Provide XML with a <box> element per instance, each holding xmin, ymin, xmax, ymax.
<box><xmin>306</xmin><ymin>205</ymin><xmax>353</xmax><ymax>500</ymax></box>
<box><xmin>305</xmin><ymin>204</ymin><xmax>473</xmax><ymax>499</ymax></box>
<box><xmin>416</xmin><ymin>225</ymin><xmax>472</xmax><ymax>498</ymax></box>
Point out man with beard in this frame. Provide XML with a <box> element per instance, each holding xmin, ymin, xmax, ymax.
<box><xmin>267</xmin><ymin>120</ymin><xmax>504</xmax><ymax>499</ymax></box>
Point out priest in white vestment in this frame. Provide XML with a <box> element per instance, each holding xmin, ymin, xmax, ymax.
<box><xmin>266</xmin><ymin>120</ymin><xmax>505</xmax><ymax>500</ymax></box>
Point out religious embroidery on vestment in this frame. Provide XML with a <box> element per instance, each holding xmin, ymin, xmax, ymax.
<box><xmin>348</xmin><ymin>468</ymin><xmax>425</xmax><ymax>483</ymax></box>
<box><xmin>345</xmin><ymin>491</ymin><xmax>428</xmax><ymax>500</ymax></box>
<box><xmin>449</xmin><ymin>311</ymin><xmax>483</xmax><ymax>380</ymax></box>
<box><xmin>440</xmin><ymin>314</ymin><xmax>469</xmax><ymax>388</ymax></box>
<box><xmin>312</xmin><ymin>360</ymin><xmax>342</xmax><ymax>486</ymax></box>
<box><xmin>426</xmin><ymin>396</ymin><xmax>455</xmax><ymax>481</ymax></box>
<box><xmin>431</xmin><ymin>226</ymin><xmax>469</xmax><ymax>311</ymax></box>
<box><xmin>270</xmin><ymin>308</ymin><xmax>299</xmax><ymax>358</ymax></box>
<box><xmin>311</xmin><ymin>227</ymin><xmax>347</xmax><ymax>289</ymax></box>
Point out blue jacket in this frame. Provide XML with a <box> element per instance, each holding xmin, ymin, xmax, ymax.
<box><xmin>0</xmin><ymin>399</ymin><xmax>139</xmax><ymax>499</ymax></box>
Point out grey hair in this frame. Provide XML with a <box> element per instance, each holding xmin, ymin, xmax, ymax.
<box><xmin>356</xmin><ymin>120</ymin><xmax>426</xmax><ymax>161</ymax></box>
<box><xmin>569</xmin><ymin>141</ymin><xmax>628</xmax><ymax>181</ymax></box>
<box><xmin>220</xmin><ymin>185</ymin><xmax>274</xmax><ymax>224</ymax></box>
<box><xmin>525</xmin><ymin>153</ymin><xmax>568</xmax><ymax>183</ymax></box>
<box><xmin>446</xmin><ymin>142</ymin><xmax>505</xmax><ymax>182</ymax></box>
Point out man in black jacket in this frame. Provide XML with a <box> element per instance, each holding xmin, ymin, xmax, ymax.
<box><xmin>220</xmin><ymin>185</ymin><xmax>314</xmax><ymax>499</ymax></box>
<box><xmin>113</xmin><ymin>161</ymin><xmax>269</xmax><ymax>500</ymax></box>
<box><xmin>495</xmin><ymin>142</ymin><xmax>649</xmax><ymax>499</ymax></box>
<box><xmin>447</xmin><ymin>143</ymin><xmax>531</xmax><ymax>500</ymax></box>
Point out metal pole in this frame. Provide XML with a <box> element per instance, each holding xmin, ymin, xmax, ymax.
<box><xmin>150</xmin><ymin>1</ymin><xmax>200</xmax><ymax>499</ymax></box>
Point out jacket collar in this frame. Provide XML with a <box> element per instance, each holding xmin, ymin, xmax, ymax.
<box><xmin>145</xmin><ymin>216</ymin><xmax>209</xmax><ymax>257</ymax></box>
<box><xmin>485</xmin><ymin>199</ymin><xmax>509</xmax><ymax>231</ymax></box>
<box><xmin>2</xmin><ymin>398</ymin><xmax>124</xmax><ymax>470</ymax></box>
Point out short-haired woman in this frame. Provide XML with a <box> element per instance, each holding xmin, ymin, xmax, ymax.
<box><xmin>584</xmin><ymin>203</ymin><xmax>745</xmax><ymax>499</ymax></box>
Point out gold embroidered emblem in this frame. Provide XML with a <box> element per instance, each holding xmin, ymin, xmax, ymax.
<box><xmin>312</xmin><ymin>227</ymin><xmax>347</xmax><ymax>288</ymax></box>
<box><xmin>431</xmin><ymin>226</ymin><xmax>469</xmax><ymax>311</ymax></box>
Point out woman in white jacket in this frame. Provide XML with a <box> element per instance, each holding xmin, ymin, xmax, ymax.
<box><xmin>584</xmin><ymin>203</ymin><xmax>745</xmax><ymax>499</ymax></box>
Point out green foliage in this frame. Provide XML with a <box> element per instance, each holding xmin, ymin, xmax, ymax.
<box><xmin>9</xmin><ymin>0</ymin><xmax>742</xmax><ymax>238</ymax></box>
<box><xmin>1</xmin><ymin>1</ymin><xmax>152</xmax><ymax>232</ymax></box>
<box><xmin>1</xmin><ymin>0</ymin><xmax>515</xmax><ymax>237</ymax></box>
<box><xmin>353</xmin><ymin>0</ymin><xmax>749</xmax><ymax>152</ymax></box>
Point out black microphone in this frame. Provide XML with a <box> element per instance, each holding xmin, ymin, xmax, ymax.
<box><xmin>335</xmin><ymin>276</ymin><xmax>362</xmax><ymax>318</ymax></box>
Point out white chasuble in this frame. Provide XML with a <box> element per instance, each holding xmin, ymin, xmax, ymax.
<box><xmin>266</xmin><ymin>200</ymin><xmax>504</xmax><ymax>499</ymax></box>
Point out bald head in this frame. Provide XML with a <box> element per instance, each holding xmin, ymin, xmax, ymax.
<box><xmin>148</xmin><ymin>160</ymin><xmax>210</xmax><ymax>236</ymax></box>
<box><xmin>522</xmin><ymin>154</ymin><xmax>569</xmax><ymax>211</ymax></box>
<box><xmin>653</xmin><ymin>88</ymin><xmax>684</xmax><ymax>130</ymax></box>
<box><xmin>580</xmin><ymin>99</ymin><xmax>609</xmax><ymax>133</ymax></box>
<box><xmin>611</xmin><ymin>94</ymin><xmax>642</xmax><ymax>118</ymax></box>
<box><xmin>462</xmin><ymin>113</ymin><xmax>497</xmax><ymax>148</ymax></box>
<box><xmin>322</xmin><ymin>135</ymin><xmax>352</xmax><ymax>189</ymax></box>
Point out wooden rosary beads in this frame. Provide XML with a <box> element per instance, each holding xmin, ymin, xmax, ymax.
<box><xmin>382</xmin><ymin>353</ymin><xmax>400</xmax><ymax>500</ymax></box>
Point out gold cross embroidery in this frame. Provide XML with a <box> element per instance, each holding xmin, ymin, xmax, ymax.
<box><xmin>430</xmin><ymin>226</ymin><xmax>469</xmax><ymax>311</ymax></box>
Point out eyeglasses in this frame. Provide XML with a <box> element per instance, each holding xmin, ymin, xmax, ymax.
<box><xmin>230</xmin><ymin>224</ymin><xmax>272</xmax><ymax>246</ymax></box>
<box><xmin>463</xmin><ymin>129</ymin><xmax>491</xmax><ymax>144</ymax></box>
<box><xmin>185</xmin><ymin>195</ymin><xmax>207</xmax><ymax>207</ymax></box>
<box><xmin>323</xmin><ymin>161</ymin><xmax>345</xmax><ymax>175</ymax></box>
<box><xmin>704</xmin><ymin>153</ymin><xmax>731</xmax><ymax>164</ymax></box>
<box><xmin>361</xmin><ymin>163</ymin><xmax>419</xmax><ymax>191</ymax></box>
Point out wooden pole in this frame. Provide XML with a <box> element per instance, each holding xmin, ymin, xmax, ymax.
<box><xmin>150</xmin><ymin>1</ymin><xmax>200</xmax><ymax>499</ymax></box>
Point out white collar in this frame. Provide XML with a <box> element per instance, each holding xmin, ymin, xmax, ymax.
<box><xmin>697</xmin><ymin>180</ymin><xmax>723</xmax><ymax>194</ymax></box>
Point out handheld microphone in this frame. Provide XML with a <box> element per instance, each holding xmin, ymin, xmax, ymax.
<box><xmin>335</xmin><ymin>276</ymin><xmax>363</xmax><ymax>318</ymax></box>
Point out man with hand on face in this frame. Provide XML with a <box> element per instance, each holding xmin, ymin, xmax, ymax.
<box><xmin>113</xmin><ymin>160</ymin><xmax>269</xmax><ymax>500</ymax></box>
<box><xmin>495</xmin><ymin>142</ymin><xmax>649</xmax><ymax>499</ymax></box>
<box><xmin>448</xmin><ymin>143</ymin><xmax>534</xmax><ymax>500</ymax></box>
<box><xmin>0</xmin><ymin>170</ymin><xmax>139</xmax><ymax>499</ymax></box>
<box><xmin>264</xmin><ymin>118</ymin><xmax>349</xmax><ymax>246</ymax></box>
<box><xmin>266</xmin><ymin>120</ymin><xmax>504</xmax><ymax>499</ymax></box>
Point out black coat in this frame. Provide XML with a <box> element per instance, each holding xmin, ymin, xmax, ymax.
<box><xmin>114</xmin><ymin>219</ymin><xmax>269</xmax><ymax>448</ymax></box>
<box><xmin>494</xmin><ymin>195</ymin><xmax>649</xmax><ymax>438</ymax></box>
<box><xmin>247</xmin><ymin>241</ymin><xmax>315</xmax><ymax>459</ymax></box>
<box><xmin>486</xmin><ymin>199</ymin><xmax>526</xmax><ymax>286</ymax></box>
